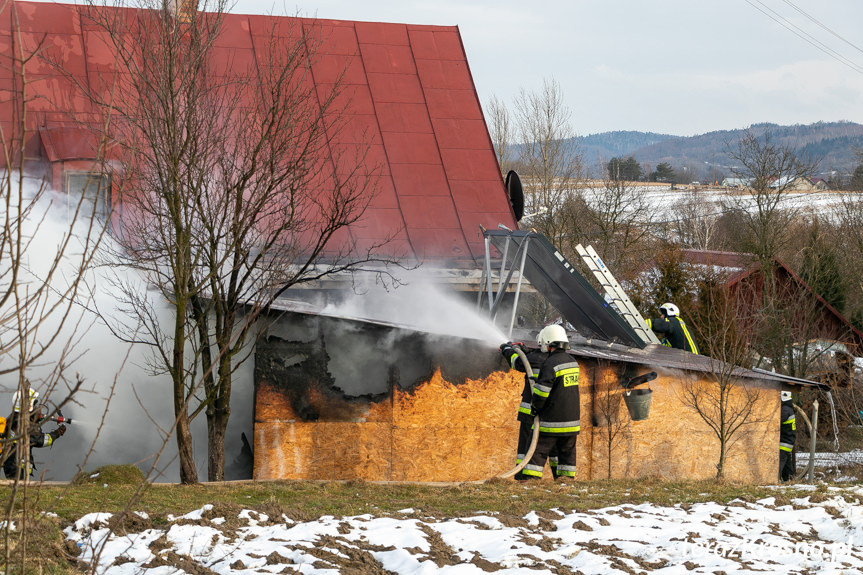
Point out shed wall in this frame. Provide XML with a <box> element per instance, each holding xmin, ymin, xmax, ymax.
<box><xmin>254</xmin><ymin>341</ymin><xmax>781</xmax><ymax>483</ymax></box>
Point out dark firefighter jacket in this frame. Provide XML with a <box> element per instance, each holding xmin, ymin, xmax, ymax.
<box><xmin>647</xmin><ymin>316</ymin><xmax>699</xmax><ymax>354</ymax></box>
<box><xmin>2</xmin><ymin>412</ymin><xmax>62</xmax><ymax>478</ymax></box>
<box><xmin>531</xmin><ymin>348</ymin><xmax>580</xmax><ymax>435</ymax></box>
<box><xmin>780</xmin><ymin>400</ymin><xmax>796</xmax><ymax>452</ymax></box>
<box><xmin>500</xmin><ymin>344</ymin><xmax>548</xmax><ymax>423</ymax></box>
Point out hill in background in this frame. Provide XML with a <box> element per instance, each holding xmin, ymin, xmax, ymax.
<box><xmin>576</xmin><ymin>121</ymin><xmax>863</xmax><ymax>182</ymax></box>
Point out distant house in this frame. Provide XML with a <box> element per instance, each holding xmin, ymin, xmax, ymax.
<box><xmin>811</xmin><ymin>177</ymin><xmax>829</xmax><ymax>191</ymax></box>
<box><xmin>681</xmin><ymin>249</ymin><xmax>863</xmax><ymax>385</ymax></box>
<box><xmin>769</xmin><ymin>176</ymin><xmax>814</xmax><ymax>191</ymax></box>
<box><xmin>721</xmin><ymin>177</ymin><xmax>750</xmax><ymax>188</ymax></box>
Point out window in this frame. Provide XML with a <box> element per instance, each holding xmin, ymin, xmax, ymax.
<box><xmin>65</xmin><ymin>172</ymin><xmax>111</xmax><ymax>221</ymax></box>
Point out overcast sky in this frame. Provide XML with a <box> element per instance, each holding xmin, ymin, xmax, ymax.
<box><xmin>239</xmin><ymin>0</ymin><xmax>863</xmax><ymax>137</ymax></box>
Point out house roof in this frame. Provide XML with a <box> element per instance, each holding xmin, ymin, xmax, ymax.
<box><xmin>4</xmin><ymin>1</ymin><xmax>517</xmax><ymax>266</ymax></box>
<box><xmin>681</xmin><ymin>249</ymin><xmax>863</xmax><ymax>351</ymax></box>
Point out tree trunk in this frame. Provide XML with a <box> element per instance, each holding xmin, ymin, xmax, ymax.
<box><xmin>176</xmin><ymin>412</ymin><xmax>198</xmax><ymax>484</ymax></box>
<box><xmin>207</xmin><ymin>409</ymin><xmax>228</xmax><ymax>481</ymax></box>
<box><xmin>206</xmin><ymin>355</ymin><xmax>233</xmax><ymax>482</ymax></box>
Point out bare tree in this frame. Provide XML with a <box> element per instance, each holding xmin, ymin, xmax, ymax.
<box><xmin>683</xmin><ymin>275</ymin><xmax>767</xmax><ymax>479</ymax></box>
<box><xmin>485</xmin><ymin>94</ymin><xmax>515</xmax><ymax>176</ymax></box>
<box><xmin>591</xmin><ymin>361</ymin><xmax>630</xmax><ymax>479</ymax></box>
<box><xmin>0</xmin><ymin>9</ymin><xmax>111</xmax><ymax>572</ymax></box>
<box><xmin>671</xmin><ymin>191</ymin><xmax>721</xmax><ymax>250</ymax></box>
<box><xmin>513</xmin><ymin>78</ymin><xmax>584</xmax><ymax>243</ymax></box>
<box><xmin>79</xmin><ymin>1</ymin><xmax>401</xmax><ymax>482</ymax></box>
<box><xmin>723</xmin><ymin>129</ymin><xmax>817</xmax><ymax>269</ymax></box>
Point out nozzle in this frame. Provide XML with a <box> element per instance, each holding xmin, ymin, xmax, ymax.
<box><xmin>50</xmin><ymin>416</ymin><xmax>72</xmax><ymax>425</ymax></box>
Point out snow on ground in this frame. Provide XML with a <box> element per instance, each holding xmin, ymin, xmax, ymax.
<box><xmin>67</xmin><ymin>485</ymin><xmax>863</xmax><ymax>575</ymax></box>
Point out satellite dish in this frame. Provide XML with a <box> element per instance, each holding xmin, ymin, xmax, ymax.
<box><xmin>505</xmin><ymin>170</ymin><xmax>524</xmax><ymax>221</ymax></box>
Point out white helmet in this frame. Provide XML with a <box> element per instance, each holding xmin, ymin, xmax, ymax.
<box><xmin>537</xmin><ymin>325</ymin><xmax>570</xmax><ymax>353</ymax></box>
<box><xmin>659</xmin><ymin>302</ymin><xmax>680</xmax><ymax>317</ymax></box>
<box><xmin>781</xmin><ymin>390</ymin><xmax>792</xmax><ymax>402</ymax></box>
<box><xmin>13</xmin><ymin>388</ymin><xmax>39</xmax><ymax>413</ymax></box>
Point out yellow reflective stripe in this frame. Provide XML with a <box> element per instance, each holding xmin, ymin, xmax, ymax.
<box><xmin>779</xmin><ymin>445</ymin><xmax>793</xmax><ymax>452</ymax></box>
<box><xmin>518</xmin><ymin>406</ymin><xmax>533</xmax><ymax>415</ymax></box>
<box><xmin>538</xmin><ymin>425</ymin><xmax>580</xmax><ymax>433</ymax></box>
<box><xmin>679</xmin><ymin>320</ymin><xmax>699</xmax><ymax>354</ymax></box>
<box><xmin>646</xmin><ymin>319</ymin><xmax>652</xmax><ymax>329</ymax></box>
<box><xmin>782</xmin><ymin>417</ymin><xmax>795</xmax><ymax>425</ymax></box>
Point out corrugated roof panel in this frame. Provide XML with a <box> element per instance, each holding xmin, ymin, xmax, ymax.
<box><xmin>326</xmin><ymin>114</ymin><xmax>381</xmax><ymax>146</ymax></box>
<box><xmin>355</xmin><ymin>21</ymin><xmax>409</xmax><ymax>46</ymax></box>
<box><xmin>424</xmin><ymin>88</ymin><xmax>482</xmax><ymax>120</ymax></box>
<box><xmin>366</xmin><ymin>73</ymin><xmax>424</xmax><ymax>104</ymax></box>
<box><xmin>439</xmin><ymin>148</ymin><xmax>498</xmax><ymax>181</ymax></box>
<box><xmin>406</xmin><ymin>228</ymin><xmax>470</xmax><ymax>259</ymax></box>
<box><xmin>415</xmin><ymin>59</ymin><xmax>472</xmax><ymax>90</ymax></box>
<box><xmin>366</xmin><ymin>177</ymin><xmax>399</xmax><ymax>209</ymax></box>
<box><xmin>331</xmin><ymin>143</ymin><xmax>390</xmax><ymax>176</ymax></box>
<box><xmin>214</xmin><ymin>14</ymin><xmax>254</xmax><ymax>48</ymax></box>
<box><xmin>379</xmin><ymin>132</ymin><xmax>440</xmax><ymax>165</ymax></box>
<box><xmin>358</xmin><ymin>44</ymin><xmax>416</xmax><ymax>75</ymax></box>
<box><xmin>407</xmin><ymin>28</ymin><xmax>464</xmax><ymax>60</ymax></box>
<box><xmin>353</xmin><ymin>235</ymin><xmax>414</xmax><ymax>258</ymax></box>
<box><xmin>0</xmin><ymin>5</ymin><xmax>11</xmax><ymax>35</ymax></box>
<box><xmin>349</xmin><ymin>207</ymin><xmax>406</xmax><ymax>238</ymax></box>
<box><xmin>311</xmin><ymin>53</ymin><xmax>366</xmax><ymax>84</ymax></box>
<box><xmin>27</xmin><ymin>78</ymin><xmax>90</xmax><ymax>113</ymax></box>
<box><xmin>14</xmin><ymin>1</ymin><xmax>81</xmax><ymax>34</ymax></box>
<box><xmin>375</xmin><ymin>103</ymin><xmax>432</xmax><ymax>133</ymax></box>
<box><xmin>314</xmin><ymin>24</ymin><xmax>360</xmax><ymax>56</ymax></box>
<box><xmin>248</xmin><ymin>14</ymin><xmax>305</xmax><ymax>39</ymax></box>
<box><xmin>0</xmin><ymin>36</ymin><xmax>12</xmax><ymax>80</ymax></box>
<box><xmin>18</xmin><ymin>32</ymin><xmax>87</xmax><ymax>77</ymax></box>
<box><xmin>389</xmin><ymin>164</ymin><xmax>449</xmax><ymax>197</ymax></box>
<box><xmin>399</xmin><ymin>196</ymin><xmax>461</xmax><ymax>229</ymax></box>
<box><xmin>432</xmin><ymin>118</ymin><xmax>492</xmax><ymax>150</ymax></box>
<box><xmin>209</xmin><ymin>46</ymin><xmax>256</xmax><ymax>77</ymax></box>
<box><xmin>319</xmin><ymin>84</ymin><xmax>376</xmax><ymax>115</ymax></box>
<box><xmin>448</xmin><ymin>180</ymin><xmax>507</xmax><ymax>213</ymax></box>
<box><xmin>83</xmin><ymin>30</ymin><xmax>122</xmax><ymax>73</ymax></box>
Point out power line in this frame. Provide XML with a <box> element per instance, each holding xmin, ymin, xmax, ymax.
<box><xmin>780</xmin><ymin>0</ymin><xmax>863</xmax><ymax>57</ymax></box>
<box><xmin>744</xmin><ymin>0</ymin><xmax>863</xmax><ymax>75</ymax></box>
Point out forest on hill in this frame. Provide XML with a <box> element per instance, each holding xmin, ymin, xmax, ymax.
<box><xmin>578</xmin><ymin>122</ymin><xmax>863</xmax><ymax>182</ymax></box>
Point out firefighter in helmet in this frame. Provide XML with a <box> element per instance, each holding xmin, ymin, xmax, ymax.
<box><xmin>500</xmin><ymin>336</ymin><xmax>556</xmax><ymax>480</ymax></box>
<box><xmin>520</xmin><ymin>324</ymin><xmax>580</xmax><ymax>480</ymax></box>
<box><xmin>646</xmin><ymin>302</ymin><xmax>699</xmax><ymax>354</ymax></box>
<box><xmin>779</xmin><ymin>390</ymin><xmax>796</xmax><ymax>482</ymax></box>
<box><xmin>2</xmin><ymin>388</ymin><xmax>66</xmax><ymax>479</ymax></box>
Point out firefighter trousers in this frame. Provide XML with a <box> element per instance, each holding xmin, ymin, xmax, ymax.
<box><xmin>523</xmin><ymin>433</ymin><xmax>576</xmax><ymax>479</ymax></box>
<box><xmin>515</xmin><ymin>420</ymin><xmax>559</xmax><ymax>480</ymax></box>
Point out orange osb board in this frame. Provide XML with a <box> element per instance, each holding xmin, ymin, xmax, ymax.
<box><xmin>584</xmin><ymin>364</ymin><xmax>778</xmax><ymax>482</ymax></box>
<box><xmin>254</xmin><ymin>368</ymin><xmax>522</xmax><ymax>481</ymax></box>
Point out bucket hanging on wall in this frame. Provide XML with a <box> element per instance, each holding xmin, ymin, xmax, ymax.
<box><xmin>623</xmin><ymin>387</ymin><xmax>652</xmax><ymax>421</ymax></box>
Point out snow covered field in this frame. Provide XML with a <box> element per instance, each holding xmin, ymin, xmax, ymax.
<box><xmin>69</xmin><ymin>484</ymin><xmax>863</xmax><ymax>575</ymax></box>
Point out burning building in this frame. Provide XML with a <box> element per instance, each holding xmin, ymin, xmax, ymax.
<box><xmin>2</xmin><ymin>1</ymin><xmax>826</xmax><ymax>483</ymax></box>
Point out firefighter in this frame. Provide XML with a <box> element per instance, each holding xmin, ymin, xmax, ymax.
<box><xmin>779</xmin><ymin>390</ymin><xmax>796</xmax><ymax>482</ymax></box>
<box><xmin>520</xmin><ymin>325</ymin><xmax>580</xmax><ymax>480</ymax></box>
<box><xmin>646</xmin><ymin>302</ymin><xmax>699</xmax><ymax>354</ymax></box>
<box><xmin>2</xmin><ymin>388</ymin><xmax>66</xmax><ymax>480</ymax></box>
<box><xmin>500</xmin><ymin>339</ymin><xmax>556</xmax><ymax>479</ymax></box>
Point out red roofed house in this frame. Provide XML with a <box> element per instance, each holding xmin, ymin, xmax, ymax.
<box><xmin>3</xmin><ymin>2</ymin><xmax>810</xmax><ymax>484</ymax></box>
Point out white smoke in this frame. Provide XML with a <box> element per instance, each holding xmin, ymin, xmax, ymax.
<box><xmin>0</xmin><ymin>173</ymin><xmax>252</xmax><ymax>482</ymax></box>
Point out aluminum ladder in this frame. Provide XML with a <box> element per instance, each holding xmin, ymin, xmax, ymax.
<box><xmin>575</xmin><ymin>244</ymin><xmax>661</xmax><ymax>345</ymax></box>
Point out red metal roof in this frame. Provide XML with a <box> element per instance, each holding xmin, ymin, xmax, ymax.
<box><xmin>3</xmin><ymin>1</ymin><xmax>516</xmax><ymax>265</ymax></box>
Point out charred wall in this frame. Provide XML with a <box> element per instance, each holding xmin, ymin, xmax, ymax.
<box><xmin>254</xmin><ymin>312</ymin><xmax>781</xmax><ymax>483</ymax></box>
<box><xmin>254</xmin><ymin>312</ymin><xmax>521</xmax><ymax>481</ymax></box>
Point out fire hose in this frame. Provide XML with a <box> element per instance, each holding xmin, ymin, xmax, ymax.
<box><xmin>497</xmin><ymin>346</ymin><xmax>540</xmax><ymax>480</ymax></box>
